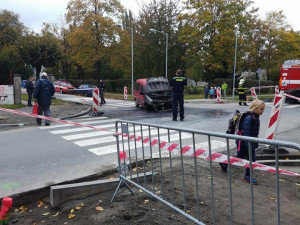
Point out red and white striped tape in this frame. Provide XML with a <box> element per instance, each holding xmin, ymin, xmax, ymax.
<box><xmin>1</xmin><ymin>106</ymin><xmax>299</xmax><ymax>177</ymax></box>
<box><xmin>92</xmin><ymin>88</ymin><xmax>101</xmax><ymax>112</ymax></box>
<box><xmin>124</xmin><ymin>86</ymin><xmax>128</xmax><ymax>100</ymax></box>
<box><xmin>265</xmin><ymin>93</ymin><xmax>285</xmax><ymax>140</ymax></box>
<box><xmin>216</xmin><ymin>87</ymin><xmax>223</xmax><ymax>103</ymax></box>
<box><xmin>116</xmin><ymin>131</ymin><xmax>300</xmax><ymax>177</ymax></box>
<box><xmin>283</xmin><ymin>93</ymin><xmax>300</xmax><ymax>102</ymax></box>
<box><xmin>250</xmin><ymin>87</ymin><xmax>257</xmax><ymax>100</ymax></box>
<box><xmin>275</xmin><ymin>85</ymin><xmax>280</xmax><ymax>95</ymax></box>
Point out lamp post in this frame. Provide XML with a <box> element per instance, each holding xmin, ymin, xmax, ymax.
<box><xmin>117</xmin><ymin>25</ymin><xmax>134</xmax><ymax>96</ymax></box>
<box><xmin>232</xmin><ymin>29</ymin><xmax>259</xmax><ymax>99</ymax></box>
<box><xmin>150</xmin><ymin>28</ymin><xmax>168</xmax><ymax>79</ymax></box>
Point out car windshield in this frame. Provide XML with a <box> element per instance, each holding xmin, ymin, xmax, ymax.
<box><xmin>146</xmin><ymin>81</ymin><xmax>170</xmax><ymax>93</ymax></box>
<box><xmin>61</xmin><ymin>82</ymin><xmax>72</xmax><ymax>86</ymax></box>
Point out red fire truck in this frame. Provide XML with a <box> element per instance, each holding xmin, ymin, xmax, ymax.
<box><xmin>279</xmin><ymin>60</ymin><xmax>300</xmax><ymax>103</ymax></box>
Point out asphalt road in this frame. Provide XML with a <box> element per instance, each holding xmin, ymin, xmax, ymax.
<box><xmin>1</xmin><ymin>94</ymin><xmax>300</xmax><ymax>198</ymax></box>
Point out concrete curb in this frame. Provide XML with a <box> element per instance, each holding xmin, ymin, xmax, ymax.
<box><xmin>58</xmin><ymin>107</ymin><xmax>92</xmax><ymax>120</ymax></box>
<box><xmin>50</xmin><ymin>172</ymin><xmax>154</xmax><ymax>208</ymax></box>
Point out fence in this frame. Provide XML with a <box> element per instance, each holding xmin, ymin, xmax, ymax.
<box><xmin>111</xmin><ymin>120</ymin><xmax>300</xmax><ymax>225</ymax></box>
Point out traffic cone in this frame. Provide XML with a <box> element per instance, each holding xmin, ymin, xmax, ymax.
<box><xmin>0</xmin><ymin>197</ymin><xmax>13</xmax><ymax>225</ymax></box>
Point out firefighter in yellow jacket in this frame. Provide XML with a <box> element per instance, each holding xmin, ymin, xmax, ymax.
<box><xmin>236</xmin><ymin>79</ymin><xmax>248</xmax><ymax>106</ymax></box>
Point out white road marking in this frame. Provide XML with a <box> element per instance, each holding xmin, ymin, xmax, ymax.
<box><xmin>74</xmin><ymin>128</ymin><xmax>175</xmax><ymax>147</ymax></box>
<box><xmin>88</xmin><ymin>132</ymin><xmax>192</xmax><ymax>155</ymax></box>
<box><xmin>285</xmin><ymin>104</ymin><xmax>300</xmax><ymax>108</ymax></box>
<box><xmin>50</xmin><ymin>122</ymin><xmax>116</xmax><ymax>134</ymax></box>
<box><xmin>39</xmin><ymin>117</ymin><xmax>114</xmax><ymax>129</ymax></box>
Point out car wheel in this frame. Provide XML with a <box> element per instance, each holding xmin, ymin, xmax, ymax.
<box><xmin>145</xmin><ymin>103</ymin><xmax>152</xmax><ymax>111</ymax></box>
<box><xmin>135</xmin><ymin>99</ymin><xmax>139</xmax><ymax>107</ymax></box>
<box><xmin>60</xmin><ymin>89</ymin><xmax>63</xmax><ymax>94</ymax></box>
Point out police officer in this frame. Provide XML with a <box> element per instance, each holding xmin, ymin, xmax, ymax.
<box><xmin>170</xmin><ymin>69</ymin><xmax>187</xmax><ymax>121</ymax></box>
<box><xmin>236</xmin><ymin>79</ymin><xmax>248</xmax><ymax>106</ymax></box>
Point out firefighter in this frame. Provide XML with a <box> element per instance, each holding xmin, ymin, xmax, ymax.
<box><xmin>170</xmin><ymin>69</ymin><xmax>187</xmax><ymax>121</ymax></box>
<box><xmin>236</xmin><ymin>79</ymin><xmax>248</xmax><ymax>106</ymax></box>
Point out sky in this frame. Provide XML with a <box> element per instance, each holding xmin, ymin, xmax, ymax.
<box><xmin>0</xmin><ymin>0</ymin><xmax>299</xmax><ymax>32</ymax></box>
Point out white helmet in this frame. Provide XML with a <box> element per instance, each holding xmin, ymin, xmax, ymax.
<box><xmin>239</xmin><ymin>79</ymin><xmax>245</xmax><ymax>84</ymax></box>
<box><xmin>40</xmin><ymin>72</ymin><xmax>47</xmax><ymax>78</ymax></box>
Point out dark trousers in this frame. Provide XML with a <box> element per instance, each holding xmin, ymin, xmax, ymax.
<box><xmin>100</xmin><ymin>91</ymin><xmax>105</xmax><ymax>104</ymax></box>
<box><xmin>36</xmin><ymin>105</ymin><xmax>51</xmax><ymax>125</ymax></box>
<box><xmin>172</xmin><ymin>92</ymin><xmax>184</xmax><ymax>119</ymax></box>
<box><xmin>27</xmin><ymin>91</ymin><xmax>33</xmax><ymax>106</ymax></box>
<box><xmin>238</xmin><ymin>94</ymin><xmax>247</xmax><ymax>105</ymax></box>
<box><xmin>237</xmin><ymin>144</ymin><xmax>256</xmax><ymax>176</ymax></box>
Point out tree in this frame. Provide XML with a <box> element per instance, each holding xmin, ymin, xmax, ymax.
<box><xmin>19</xmin><ymin>30</ymin><xmax>63</xmax><ymax>78</ymax></box>
<box><xmin>0</xmin><ymin>10</ymin><xmax>25</xmax><ymax>48</ymax></box>
<box><xmin>179</xmin><ymin>0</ymin><xmax>258</xmax><ymax>81</ymax></box>
<box><xmin>133</xmin><ymin>0</ymin><xmax>184</xmax><ymax>79</ymax></box>
<box><xmin>66</xmin><ymin>0</ymin><xmax>124</xmax><ymax>79</ymax></box>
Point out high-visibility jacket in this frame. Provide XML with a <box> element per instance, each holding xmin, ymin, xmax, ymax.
<box><xmin>237</xmin><ymin>83</ymin><xmax>247</xmax><ymax>94</ymax></box>
<box><xmin>221</xmin><ymin>83</ymin><xmax>227</xmax><ymax>90</ymax></box>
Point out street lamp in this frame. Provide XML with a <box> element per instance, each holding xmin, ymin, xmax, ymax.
<box><xmin>150</xmin><ymin>28</ymin><xmax>168</xmax><ymax>79</ymax></box>
<box><xmin>232</xmin><ymin>29</ymin><xmax>259</xmax><ymax>99</ymax></box>
<box><xmin>117</xmin><ymin>25</ymin><xmax>134</xmax><ymax>96</ymax></box>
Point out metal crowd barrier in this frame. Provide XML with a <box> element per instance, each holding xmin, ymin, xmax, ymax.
<box><xmin>110</xmin><ymin>120</ymin><xmax>300</xmax><ymax>225</ymax></box>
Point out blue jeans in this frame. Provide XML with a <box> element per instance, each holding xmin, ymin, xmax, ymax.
<box><xmin>172</xmin><ymin>92</ymin><xmax>184</xmax><ymax>119</ymax></box>
<box><xmin>237</xmin><ymin>143</ymin><xmax>256</xmax><ymax>176</ymax></box>
<box><xmin>36</xmin><ymin>105</ymin><xmax>51</xmax><ymax>124</ymax></box>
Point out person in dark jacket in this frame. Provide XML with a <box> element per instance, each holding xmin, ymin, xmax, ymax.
<box><xmin>236</xmin><ymin>99</ymin><xmax>265</xmax><ymax>184</ymax></box>
<box><xmin>170</xmin><ymin>69</ymin><xmax>187</xmax><ymax>121</ymax></box>
<box><xmin>235</xmin><ymin>79</ymin><xmax>248</xmax><ymax>106</ymax></box>
<box><xmin>33</xmin><ymin>72</ymin><xmax>55</xmax><ymax>126</ymax></box>
<box><xmin>99</xmin><ymin>79</ymin><xmax>106</xmax><ymax>104</ymax></box>
<box><xmin>204</xmin><ymin>86</ymin><xmax>209</xmax><ymax>99</ymax></box>
<box><xmin>26</xmin><ymin>77</ymin><xmax>35</xmax><ymax>106</ymax></box>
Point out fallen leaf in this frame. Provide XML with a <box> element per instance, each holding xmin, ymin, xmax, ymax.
<box><xmin>95</xmin><ymin>206</ymin><xmax>104</xmax><ymax>211</ymax></box>
<box><xmin>139</xmin><ymin>189</ymin><xmax>143</xmax><ymax>193</ymax></box>
<box><xmin>279</xmin><ymin>179</ymin><xmax>285</xmax><ymax>182</ymax></box>
<box><xmin>14</xmin><ymin>209</ymin><xmax>19</xmax><ymax>213</ymax></box>
<box><xmin>75</xmin><ymin>207</ymin><xmax>81</xmax><ymax>210</ymax></box>
<box><xmin>42</xmin><ymin>212</ymin><xmax>50</xmax><ymax>216</ymax></box>
<box><xmin>144</xmin><ymin>199</ymin><xmax>150</xmax><ymax>204</ymax></box>
<box><xmin>70</xmin><ymin>209</ymin><xmax>75</xmax><ymax>213</ymax></box>
<box><xmin>80</xmin><ymin>203</ymin><xmax>84</xmax><ymax>207</ymax></box>
<box><xmin>109</xmin><ymin>176</ymin><xmax>114</xmax><ymax>180</ymax></box>
<box><xmin>53</xmin><ymin>211</ymin><xmax>60</xmax><ymax>217</ymax></box>
<box><xmin>132</xmin><ymin>168</ymin><xmax>137</xmax><ymax>172</ymax></box>
<box><xmin>64</xmin><ymin>222</ymin><xmax>68</xmax><ymax>224</ymax></box>
<box><xmin>207</xmin><ymin>176</ymin><xmax>211</xmax><ymax>179</ymax></box>
<box><xmin>186</xmin><ymin>210</ymin><xmax>191</xmax><ymax>214</ymax></box>
<box><xmin>68</xmin><ymin>214</ymin><xmax>75</xmax><ymax>219</ymax></box>
<box><xmin>98</xmin><ymin>200</ymin><xmax>103</xmax><ymax>203</ymax></box>
<box><xmin>269</xmin><ymin>197</ymin><xmax>276</xmax><ymax>200</ymax></box>
<box><xmin>295</xmin><ymin>183</ymin><xmax>300</xmax><ymax>186</ymax></box>
<box><xmin>37</xmin><ymin>201</ymin><xmax>44</xmax><ymax>207</ymax></box>
<box><xmin>285</xmin><ymin>157</ymin><xmax>289</xmax><ymax>160</ymax></box>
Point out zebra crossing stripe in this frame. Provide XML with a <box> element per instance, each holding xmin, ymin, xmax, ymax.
<box><xmin>50</xmin><ymin>122</ymin><xmax>116</xmax><ymax>134</ymax></box>
<box><xmin>39</xmin><ymin>117</ymin><xmax>114</xmax><ymax>129</ymax></box>
<box><xmin>75</xmin><ymin>128</ymin><xmax>177</xmax><ymax>147</ymax></box>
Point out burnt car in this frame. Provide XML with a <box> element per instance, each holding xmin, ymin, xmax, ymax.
<box><xmin>134</xmin><ymin>77</ymin><xmax>172</xmax><ymax>111</ymax></box>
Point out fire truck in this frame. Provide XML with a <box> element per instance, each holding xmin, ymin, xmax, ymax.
<box><xmin>279</xmin><ymin>60</ymin><xmax>300</xmax><ymax>103</ymax></box>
